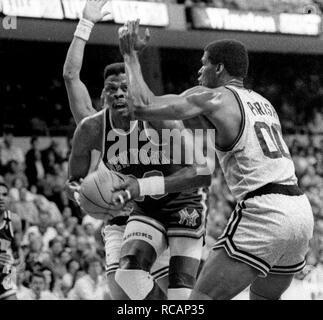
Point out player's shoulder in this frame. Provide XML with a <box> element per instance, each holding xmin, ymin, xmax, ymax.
<box><xmin>79</xmin><ymin>110</ymin><xmax>104</xmax><ymax>133</ymax></box>
<box><xmin>181</xmin><ymin>85</ymin><xmax>230</xmax><ymax>98</ymax></box>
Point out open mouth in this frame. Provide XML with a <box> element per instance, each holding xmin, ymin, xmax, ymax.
<box><xmin>113</xmin><ymin>101</ymin><xmax>127</xmax><ymax>109</ymax></box>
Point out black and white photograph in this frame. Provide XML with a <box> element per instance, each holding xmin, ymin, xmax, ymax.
<box><xmin>0</xmin><ymin>0</ymin><xmax>322</xmax><ymax>310</ymax></box>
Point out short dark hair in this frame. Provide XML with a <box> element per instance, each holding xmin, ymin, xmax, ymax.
<box><xmin>103</xmin><ymin>63</ymin><xmax>125</xmax><ymax>81</ymax></box>
<box><xmin>204</xmin><ymin>40</ymin><xmax>249</xmax><ymax>78</ymax></box>
<box><xmin>83</xmin><ymin>255</ymin><xmax>102</xmax><ymax>272</ymax></box>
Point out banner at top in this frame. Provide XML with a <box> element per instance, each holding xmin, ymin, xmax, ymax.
<box><xmin>190</xmin><ymin>7</ymin><xmax>321</xmax><ymax>36</ymax></box>
<box><xmin>1</xmin><ymin>0</ymin><xmax>64</xmax><ymax>19</ymax></box>
<box><xmin>111</xmin><ymin>1</ymin><xmax>169</xmax><ymax>26</ymax></box>
<box><xmin>0</xmin><ymin>0</ymin><xmax>169</xmax><ymax>27</ymax></box>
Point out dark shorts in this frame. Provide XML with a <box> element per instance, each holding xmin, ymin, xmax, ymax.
<box><xmin>130</xmin><ymin>191</ymin><xmax>208</xmax><ymax>239</ymax></box>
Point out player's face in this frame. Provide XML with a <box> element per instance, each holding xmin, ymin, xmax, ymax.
<box><xmin>198</xmin><ymin>51</ymin><xmax>220</xmax><ymax>88</ymax></box>
<box><xmin>103</xmin><ymin>73</ymin><xmax>129</xmax><ymax>117</ymax></box>
<box><xmin>0</xmin><ymin>185</ymin><xmax>9</xmax><ymax>212</ymax></box>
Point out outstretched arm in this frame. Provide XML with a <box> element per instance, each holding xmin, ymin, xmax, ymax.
<box><xmin>63</xmin><ymin>0</ymin><xmax>109</xmax><ymax>124</ymax></box>
<box><xmin>111</xmin><ymin>121</ymin><xmax>214</xmax><ymax>208</ymax></box>
<box><xmin>119</xmin><ymin>20</ymin><xmax>221</xmax><ymax>121</ymax></box>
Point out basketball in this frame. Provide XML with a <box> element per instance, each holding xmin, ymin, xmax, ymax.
<box><xmin>79</xmin><ymin>167</ymin><xmax>127</xmax><ymax>220</ymax></box>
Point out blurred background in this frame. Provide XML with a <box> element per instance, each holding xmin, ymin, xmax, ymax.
<box><xmin>0</xmin><ymin>0</ymin><xmax>322</xmax><ymax>300</ymax></box>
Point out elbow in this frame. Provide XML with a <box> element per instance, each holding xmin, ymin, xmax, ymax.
<box><xmin>63</xmin><ymin>67</ymin><xmax>80</xmax><ymax>82</ymax></box>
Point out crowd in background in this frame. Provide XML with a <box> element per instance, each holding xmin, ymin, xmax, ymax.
<box><xmin>0</xmin><ymin>127</ymin><xmax>109</xmax><ymax>299</ymax></box>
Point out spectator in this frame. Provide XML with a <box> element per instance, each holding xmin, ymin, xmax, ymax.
<box><xmin>18</xmin><ymin>272</ymin><xmax>58</xmax><ymax>300</ymax></box>
<box><xmin>69</xmin><ymin>255</ymin><xmax>110</xmax><ymax>300</ymax></box>
<box><xmin>25</xmin><ymin>136</ymin><xmax>45</xmax><ymax>188</ymax></box>
<box><xmin>0</xmin><ymin>125</ymin><xmax>25</xmax><ymax>169</ymax></box>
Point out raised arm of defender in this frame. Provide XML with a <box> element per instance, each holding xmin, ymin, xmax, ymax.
<box><xmin>63</xmin><ymin>0</ymin><xmax>109</xmax><ymax>124</ymax></box>
<box><xmin>119</xmin><ymin>20</ymin><xmax>222</xmax><ymax>121</ymax></box>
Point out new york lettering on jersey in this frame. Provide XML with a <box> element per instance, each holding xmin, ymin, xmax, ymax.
<box><xmin>101</xmin><ymin>108</ymin><xmax>203</xmax><ymax>207</ymax></box>
<box><xmin>215</xmin><ymin>85</ymin><xmax>297</xmax><ymax>201</ymax></box>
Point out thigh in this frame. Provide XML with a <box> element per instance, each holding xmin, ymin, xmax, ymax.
<box><xmin>191</xmin><ymin>248</ymin><xmax>259</xmax><ymax>300</ymax></box>
<box><xmin>120</xmin><ymin>217</ymin><xmax>168</xmax><ymax>270</ymax></box>
<box><xmin>250</xmin><ymin>273</ymin><xmax>294</xmax><ymax>300</ymax></box>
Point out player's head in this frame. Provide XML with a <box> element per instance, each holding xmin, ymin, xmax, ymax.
<box><xmin>198</xmin><ymin>39</ymin><xmax>249</xmax><ymax>88</ymax></box>
<box><xmin>101</xmin><ymin>62</ymin><xmax>129</xmax><ymax>117</ymax></box>
<box><xmin>0</xmin><ymin>182</ymin><xmax>9</xmax><ymax>214</ymax></box>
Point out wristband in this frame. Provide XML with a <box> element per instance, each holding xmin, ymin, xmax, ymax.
<box><xmin>74</xmin><ymin>18</ymin><xmax>94</xmax><ymax>42</ymax></box>
<box><xmin>137</xmin><ymin>176</ymin><xmax>165</xmax><ymax>196</ymax></box>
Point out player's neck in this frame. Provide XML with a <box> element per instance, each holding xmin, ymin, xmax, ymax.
<box><xmin>110</xmin><ymin>113</ymin><xmax>131</xmax><ymax>132</ymax></box>
<box><xmin>223</xmin><ymin>77</ymin><xmax>244</xmax><ymax>88</ymax></box>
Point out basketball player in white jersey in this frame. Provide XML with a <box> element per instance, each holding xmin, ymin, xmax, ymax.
<box><xmin>117</xmin><ymin>20</ymin><xmax>314</xmax><ymax>300</ymax></box>
<box><xmin>0</xmin><ymin>182</ymin><xmax>23</xmax><ymax>300</ymax></box>
<box><xmin>63</xmin><ymin>0</ymin><xmax>211</xmax><ymax>300</ymax></box>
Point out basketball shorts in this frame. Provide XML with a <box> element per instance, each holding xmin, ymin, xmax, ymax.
<box><xmin>213</xmin><ymin>193</ymin><xmax>314</xmax><ymax>277</ymax></box>
<box><xmin>102</xmin><ymin>224</ymin><xmax>169</xmax><ymax>281</ymax></box>
<box><xmin>130</xmin><ymin>193</ymin><xmax>207</xmax><ymax>240</ymax></box>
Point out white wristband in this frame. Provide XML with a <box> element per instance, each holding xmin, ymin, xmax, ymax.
<box><xmin>137</xmin><ymin>176</ymin><xmax>165</xmax><ymax>197</ymax></box>
<box><xmin>74</xmin><ymin>18</ymin><xmax>94</xmax><ymax>41</ymax></box>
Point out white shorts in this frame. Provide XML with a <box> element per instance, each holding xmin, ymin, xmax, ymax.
<box><xmin>213</xmin><ymin>194</ymin><xmax>314</xmax><ymax>277</ymax></box>
<box><xmin>102</xmin><ymin>224</ymin><xmax>169</xmax><ymax>281</ymax></box>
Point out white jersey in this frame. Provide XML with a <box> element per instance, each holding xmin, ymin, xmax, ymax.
<box><xmin>215</xmin><ymin>85</ymin><xmax>297</xmax><ymax>201</ymax></box>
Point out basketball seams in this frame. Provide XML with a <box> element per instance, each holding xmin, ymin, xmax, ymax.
<box><xmin>94</xmin><ymin>172</ymin><xmax>114</xmax><ymax>206</ymax></box>
<box><xmin>79</xmin><ymin>191</ymin><xmax>109</xmax><ymax>211</ymax></box>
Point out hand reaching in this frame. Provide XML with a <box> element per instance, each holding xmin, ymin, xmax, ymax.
<box><xmin>83</xmin><ymin>0</ymin><xmax>110</xmax><ymax>23</ymax></box>
<box><xmin>64</xmin><ymin>179</ymin><xmax>83</xmax><ymax>205</ymax></box>
<box><xmin>118</xmin><ymin>19</ymin><xmax>150</xmax><ymax>56</ymax></box>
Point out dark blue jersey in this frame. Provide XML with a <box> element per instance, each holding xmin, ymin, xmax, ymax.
<box><xmin>101</xmin><ymin>109</ymin><xmax>203</xmax><ymax>214</ymax></box>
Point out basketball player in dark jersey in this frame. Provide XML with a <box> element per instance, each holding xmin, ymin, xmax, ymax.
<box><xmin>0</xmin><ymin>182</ymin><xmax>23</xmax><ymax>300</ymax></box>
<box><xmin>64</xmin><ymin>0</ymin><xmax>212</xmax><ymax>300</ymax></box>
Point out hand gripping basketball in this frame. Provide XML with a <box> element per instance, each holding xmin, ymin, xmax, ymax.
<box><xmin>111</xmin><ymin>176</ymin><xmax>140</xmax><ymax>209</ymax></box>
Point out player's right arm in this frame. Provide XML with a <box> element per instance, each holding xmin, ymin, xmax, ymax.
<box><xmin>119</xmin><ymin>20</ymin><xmax>223</xmax><ymax>121</ymax></box>
<box><xmin>63</xmin><ymin>0</ymin><xmax>109</xmax><ymax>124</ymax></box>
<box><xmin>68</xmin><ymin>113</ymin><xmax>103</xmax><ymax>186</ymax></box>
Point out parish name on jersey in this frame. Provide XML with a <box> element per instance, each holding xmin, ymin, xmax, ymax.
<box><xmin>246</xmin><ymin>100</ymin><xmax>279</xmax><ymax>119</ymax></box>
